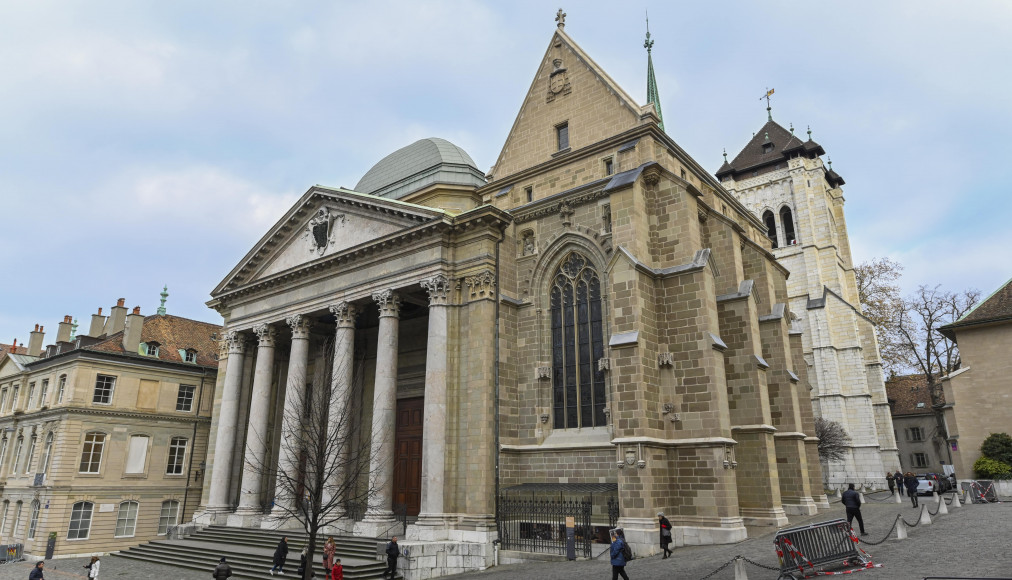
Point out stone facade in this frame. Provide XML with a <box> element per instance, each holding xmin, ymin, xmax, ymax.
<box><xmin>885</xmin><ymin>375</ymin><xmax>948</xmax><ymax>475</ymax></box>
<box><xmin>0</xmin><ymin>306</ymin><xmax>218</xmax><ymax>558</ymax></box>
<box><xmin>198</xmin><ymin>22</ymin><xmax>830</xmax><ymax>579</ymax></box>
<box><xmin>717</xmin><ymin>122</ymin><xmax>899</xmax><ymax>487</ymax></box>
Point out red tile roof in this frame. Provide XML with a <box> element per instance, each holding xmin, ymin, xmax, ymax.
<box><xmin>885</xmin><ymin>374</ymin><xmax>936</xmax><ymax>416</ymax></box>
<box><xmin>0</xmin><ymin>343</ymin><xmax>27</xmax><ymax>357</ymax></box>
<box><xmin>85</xmin><ymin>314</ymin><xmax>222</xmax><ymax>367</ymax></box>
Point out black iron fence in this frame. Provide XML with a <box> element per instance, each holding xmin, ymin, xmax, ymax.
<box><xmin>498</xmin><ymin>496</ymin><xmax>593</xmax><ymax>557</ymax></box>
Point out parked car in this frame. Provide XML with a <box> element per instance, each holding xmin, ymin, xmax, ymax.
<box><xmin>916</xmin><ymin>473</ymin><xmax>949</xmax><ymax>495</ymax></box>
<box><xmin>927</xmin><ymin>473</ymin><xmax>953</xmax><ymax>492</ymax></box>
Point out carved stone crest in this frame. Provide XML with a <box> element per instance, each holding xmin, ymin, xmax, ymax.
<box><xmin>535</xmin><ymin>366</ymin><xmax>552</xmax><ymax>380</ymax></box>
<box><xmin>658</xmin><ymin>352</ymin><xmax>674</xmax><ymax>367</ymax></box>
<box><xmin>303</xmin><ymin>207</ymin><xmax>346</xmax><ymax>256</ymax></box>
<box><xmin>546</xmin><ymin>58</ymin><xmax>571</xmax><ymax>103</ymax></box>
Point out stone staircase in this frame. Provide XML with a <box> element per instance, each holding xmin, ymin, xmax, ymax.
<box><xmin>113</xmin><ymin>526</ymin><xmax>391</xmax><ymax>580</ymax></box>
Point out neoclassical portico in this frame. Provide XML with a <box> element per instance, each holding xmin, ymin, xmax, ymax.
<box><xmin>197</xmin><ymin>184</ymin><xmax>509</xmax><ymax>542</ymax></box>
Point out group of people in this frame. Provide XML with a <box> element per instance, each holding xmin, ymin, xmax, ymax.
<box><xmin>265</xmin><ymin>534</ymin><xmax>399</xmax><ymax>579</ymax></box>
<box><xmin>886</xmin><ymin>470</ymin><xmax>924</xmax><ymax>507</ymax></box>
<box><xmin>605</xmin><ymin>513</ymin><xmax>674</xmax><ymax>580</ymax></box>
<box><xmin>27</xmin><ymin>557</ymin><xmax>100</xmax><ymax>580</ymax></box>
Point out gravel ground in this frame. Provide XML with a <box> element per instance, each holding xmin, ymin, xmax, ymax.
<box><xmin>1</xmin><ymin>493</ymin><xmax>1008</xmax><ymax>580</ymax></box>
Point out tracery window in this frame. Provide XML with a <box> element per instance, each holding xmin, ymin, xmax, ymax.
<box><xmin>550</xmin><ymin>252</ymin><xmax>606</xmax><ymax>429</ymax></box>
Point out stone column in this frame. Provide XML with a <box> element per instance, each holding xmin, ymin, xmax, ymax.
<box><xmin>271</xmin><ymin>314</ymin><xmax>312</xmax><ymax>520</ymax></box>
<box><xmin>207</xmin><ymin>330</ymin><xmax>248</xmax><ymax>512</ymax></box>
<box><xmin>360</xmin><ymin>289</ymin><xmax>401</xmax><ymax>529</ymax></box>
<box><xmin>233</xmin><ymin>323</ymin><xmax>277</xmax><ymax>519</ymax></box>
<box><xmin>326</xmin><ymin>301</ymin><xmax>358</xmax><ymax>503</ymax></box>
<box><xmin>415</xmin><ymin>274</ymin><xmax>451</xmax><ymax>533</ymax></box>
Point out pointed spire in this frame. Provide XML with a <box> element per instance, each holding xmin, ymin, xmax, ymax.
<box><xmin>644</xmin><ymin>11</ymin><xmax>664</xmax><ymax>132</ymax></box>
<box><xmin>157</xmin><ymin>285</ymin><xmax>169</xmax><ymax>316</ymax></box>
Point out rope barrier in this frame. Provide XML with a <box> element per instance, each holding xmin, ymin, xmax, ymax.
<box><xmin>854</xmin><ymin>515</ymin><xmax>900</xmax><ymax>546</ymax></box>
<box><xmin>928</xmin><ymin>501</ymin><xmax>942</xmax><ymax>516</ymax></box>
<box><xmin>901</xmin><ymin>504</ymin><xmax>926</xmax><ymax>528</ymax></box>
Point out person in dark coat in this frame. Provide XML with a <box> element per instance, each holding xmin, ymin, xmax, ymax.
<box><xmin>609</xmin><ymin>529</ymin><xmax>630</xmax><ymax>580</ymax></box>
<box><xmin>895</xmin><ymin>470</ymin><xmax>905</xmax><ymax>496</ymax></box>
<box><xmin>384</xmin><ymin>536</ymin><xmax>400</xmax><ymax>579</ymax></box>
<box><xmin>270</xmin><ymin>536</ymin><xmax>289</xmax><ymax>575</ymax></box>
<box><xmin>29</xmin><ymin>562</ymin><xmax>45</xmax><ymax>580</ymax></box>
<box><xmin>657</xmin><ymin>512</ymin><xmax>672</xmax><ymax>559</ymax></box>
<box><xmin>841</xmin><ymin>483</ymin><xmax>866</xmax><ymax>535</ymax></box>
<box><xmin>296</xmin><ymin>547</ymin><xmax>310</xmax><ymax>578</ymax></box>
<box><xmin>213</xmin><ymin>557</ymin><xmax>232</xmax><ymax>580</ymax></box>
<box><xmin>905</xmin><ymin>472</ymin><xmax>920</xmax><ymax>507</ymax></box>
<box><xmin>886</xmin><ymin>472</ymin><xmax>895</xmax><ymax>494</ymax></box>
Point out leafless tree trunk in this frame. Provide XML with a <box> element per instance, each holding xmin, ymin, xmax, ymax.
<box><xmin>815</xmin><ymin>417</ymin><xmax>852</xmax><ymax>462</ymax></box>
<box><xmin>247</xmin><ymin>335</ymin><xmax>381</xmax><ymax>580</ymax></box>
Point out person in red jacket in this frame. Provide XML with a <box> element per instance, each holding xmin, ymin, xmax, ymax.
<box><xmin>658</xmin><ymin>512</ymin><xmax>673</xmax><ymax>559</ymax></box>
<box><xmin>330</xmin><ymin>558</ymin><xmax>343</xmax><ymax>580</ymax></box>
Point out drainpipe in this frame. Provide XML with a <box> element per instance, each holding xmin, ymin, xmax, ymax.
<box><xmin>493</xmin><ymin>227</ymin><xmax>502</xmax><ymax>545</ymax></box>
<box><xmin>182</xmin><ymin>369</ymin><xmax>209</xmax><ymax>524</ymax></box>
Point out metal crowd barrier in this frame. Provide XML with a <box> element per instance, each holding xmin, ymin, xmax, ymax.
<box><xmin>1</xmin><ymin>544</ymin><xmax>24</xmax><ymax>564</ymax></box>
<box><xmin>774</xmin><ymin>518</ymin><xmax>868</xmax><ymax>579</ymax></box>
<box><xmin>962</xmin><ymin>480</ymin><xmax>999</xmax><ymax>503</ymax></box>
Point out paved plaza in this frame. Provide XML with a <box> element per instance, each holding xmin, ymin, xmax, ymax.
<box><xmin>1</xmin><ymin>494</ymin><xmax>1009</xmax><ymax>580</ymax></box>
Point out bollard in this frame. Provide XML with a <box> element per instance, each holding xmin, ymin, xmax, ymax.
<box><xmin>734</xmin><ymin>556</ymin><xmax>749</xmax><ymax>580</ymax></box>
<box><xmin>950</xmin><ymin>492</ymin><xmax>962</xmax><ymax>509</ymax></box>
<box><xmin>834</xmin><ymin>488</ymin><xmax>842</xmax><ymax>499</ymax></box>
<box><xmin>895</xmin><ymin>519</ymin><xmax>907</xmax><ymax>540</ymax></box>
<box><xmin>932</xmin><ymin>491</ymin><xmax>939</xmax><ymax>503</ymax></box>
<box><xmin>918</xmin><ymin>505</ymin><xmax>932</xmax><ymax>526</ymax></box>
<box><xmin>894</xmin><ymin>490</ymin><xmax>903</xmax><ymax>504</ymax></box>
<box><xmin>937</xmin><ymin>497</ymin><xmax>949</xmax><ymax>515</ymax></box>
<box><xmin>859</xmin><ymin>492</ymin><xmax>866</xmax><ymax>503</ymax></box>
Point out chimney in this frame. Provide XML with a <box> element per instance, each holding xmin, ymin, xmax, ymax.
<box><xmin>122</xmin><ymin>306</ymin><xmax>144</xmax><ymax>353</ymax></box>
<box><xmin>56</xmin><ymin>315</ymin><xmax>73</xmax><ymax>343</ymax></box>
<box><xmin>105</xmin><ymin>298</ymin><xmax>128</xmax><ymax>335</ymax></box>
<box><xmin>88</xmin><ymin>307</ymin><xmax>107</xmax><ymax>337</ymax></box>
<box><xmin>28</xmin><ymin>324</ymin><xmax>44</xmax><ymax>356</ymax></box>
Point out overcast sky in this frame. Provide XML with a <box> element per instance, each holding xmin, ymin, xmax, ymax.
<box><xmin>2</xmin><ymin>1</ymin><xmax>1011</xmax><ymax>341</ymax></box>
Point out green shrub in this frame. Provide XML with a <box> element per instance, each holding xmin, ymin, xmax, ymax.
<box><xmin>973</xmin><ymin>456</ymin><xmax>1012</xmax><ymax>479</ymax></box>
<box><xmin>980</xmin><ymin>432</ymin><xmax>1012</xmax><ymax>466</ymax></box>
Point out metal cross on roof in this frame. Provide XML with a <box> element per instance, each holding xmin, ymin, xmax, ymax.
<box><xmin>760</xmin><ymin>87</ymin><xmax>775</xmax><ymax>121</ymax></box>
<box><xmin>556</xmin><ymin>8</ymin><xmax>566</xmax><ymax>28</ymax></box>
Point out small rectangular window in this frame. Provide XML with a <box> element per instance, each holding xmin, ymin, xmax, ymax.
<box><xmin>27</xmin><ymin>383</ymin><xmax>36</xmax><ymax>409</ymax></box>
<box><xmin>912</xmin><ymin>452</ymin><xmax>929</xmax><ymax>468</ymax></box>
<box><xmin>124</xmin><ymin>435</ymin><xmax>149</xmax><ymax>474</ymax></box>
<box><xmin>604</xmin><ymin>158</ymin><xmax>614</xmax><ymax>176</ymax></box>
<box><xmin>93</xmin><ymin>375</ymin><xmax>116</xmax><ymax>404</ymax></box>
<box><xmin>38</xmin><ymin>379</ymin><xmax>49</xmax><ymax>407</ymax></box>
<box><xmin>184</xmin><ymin>350</ymin><xmax>197</xmax><ymax>363</ymax></box>
<box><xmin>525</xmin><ymin>186</ymin><xmax>533</xmax><ymax>203</ymax></box>
<box><xmin>556</xmin><ymin>122</ymin><xmax>569</xmax><ymax>151</ymax></box>
<box><xmin>176</xmin><ymin>385</ymin><xmax>196</xmax><ymax>412</ymax></box>
<box><xmin>680</xmin><ymin>168</ymin><xmax>687</xmax><ymax>179</ymax></box>
<box><xmin>166</xmin><ymin>437</ymin><xmax>188</xmax><ymax>475</ymax></box>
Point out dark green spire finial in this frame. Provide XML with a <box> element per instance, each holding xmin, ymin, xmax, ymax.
<box><xmin>157</xmin><ymin>284</ymin><xmax>169</xmax><ymax>316</ymax></box>
<box><xmin>644</xmin><ymin>10</ymin><xmax>664</xmax><ymax>132</ymax></box>
<box><xmin>723</xmin><ymin>148</ymin><xmax>728</xmax><ymax>162</ymax></box>
<box><xmin>790</xmin><ymin>122</ymin><xmax>794</xmax><ymax>135</ymax></box>
<box><xmin>828</xmin><ymin>157</ymin><xmax>833</xmax><ymax>170</ymax></box>
<box><xmin>807</xmin><ymin>125</ymin><xmax>812</xmax><ymax>140</ymax></box>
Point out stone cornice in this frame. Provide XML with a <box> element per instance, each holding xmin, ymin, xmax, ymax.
<box><xmin>23</xmin><ymin>349</ymin><xmax>218</xmax><ymax>375</ymax></box>
<box><xmin>0</xmin><ymin>405</ymin><xmax>212</xmax><ymax>425</ymax></box>
<box><xmin>610</xmin><ymin>436</ymin><xmax>737</xmax><ymax>447</ymax></box>
<box><xmin>509</xmin><ymin>178</ymin><xmax>610</xmax><ymax>225</ymax></box>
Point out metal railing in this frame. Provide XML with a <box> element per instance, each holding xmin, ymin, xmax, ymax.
<box><xmin>774</xmin><ymin>518</ymin><xmax>868</xmax><ymax>579</ymax></box>
<box><xmin>497</xmin><ymin>496</ymin><xmax>593</xmax><ymax>557</ymax></box>
<box><xmin>1</xmin><ymin>544</ymin><xmax>24</xmax><ymax>564</ymax></box>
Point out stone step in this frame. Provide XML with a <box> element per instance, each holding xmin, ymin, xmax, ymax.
<box><xmin>191</xmin><ymin>528</ymin><xmax>379</xmax><ymax>557</ymax></box>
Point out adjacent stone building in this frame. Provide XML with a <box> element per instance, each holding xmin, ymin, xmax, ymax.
<box><xmin>716</xmin><ymin>116</ymin><xmax>899</xmax><ymax>487</ymax></box>
<box><xmin>0</xmin><ymin>298</ymin><xmax>219</xmax><ymax>558</ymax></box>
<box><xmin>938</xmin><ymin>277</ymin><xmax>1012</xmax><ymax>481</ymax></box>
<box><xmin>198</xmin><ymin>19</ymin><xmax>829</xmax><ymax>577</ymax></box>
<box><xmin>885</xmin><ymin>375</ymin><xmax>947</xmax><ymax>474</ymax></box>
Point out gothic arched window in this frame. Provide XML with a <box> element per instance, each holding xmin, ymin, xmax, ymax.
<box><xmin>780</xmin><ymin>206</ymin><xmax>796</xmax><ymax>245</ymax></box>
<box><xmin>763</xmin><ymin>210</ymin><xmax>778</xmax><ymax>248</ymax></box>
<box><xmin>550</xmin><ymin>252</ymin><xmax>606</xmax><ymax>429</ymax></box>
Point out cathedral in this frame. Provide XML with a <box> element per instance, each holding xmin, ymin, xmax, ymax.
<box><xmin>192</xmin><ymin>14</ymin><xmax>862</xmax><ymax>578</ymax></box>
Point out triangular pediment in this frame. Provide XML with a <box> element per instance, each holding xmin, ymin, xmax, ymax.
<box><xmin>489</xmin><ymin>28</ymin><xmax>644</xmax><ymax>181</ymax></box>
<box><xmin>212</xmin><ymin>186</ymin><xmax>446</xmax><ymax>296</ymax></box>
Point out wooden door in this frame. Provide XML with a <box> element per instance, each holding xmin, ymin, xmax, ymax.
<box><xmin>393</xmin><ymin>397</ymin><xmax>424</xmax><ymax>516</ymax></box>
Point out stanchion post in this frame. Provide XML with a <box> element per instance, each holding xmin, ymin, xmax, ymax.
<box><xmin>932</xmin><ymin>490</ymin><xmax>939</xmax><ymax>503</ymax></box>
<box><xmin>734</xmin><ymin>556</ymin><xmax>749</xmax><ymax>580</ymax></box>
<box><xmin>894</xmin><ymin>490</ymin><xmax>902</xmax><ymax>504</ymax></box>
<box><xmin>859</xmin><ymin>491</ymin><xmax>866</xmax><ymax>503</ymax></box>
<box><xmin>950</xmin><ymin>492</ymin><xmax>961</xmax><ymax>509</ymax></box>
<box><xmin>918</xmin><ymin>505</ymin><xmax>932</xmax><ymax>526</ymax></box>
<box><xmin>937</xmin><ymin>496</ymin><xmax>949</xmax><ymax>515</ymax></box>
<box><xmin>895</xmin><ymin>519</ymin><xmax>907</xmax><ymax>540</ymax></box>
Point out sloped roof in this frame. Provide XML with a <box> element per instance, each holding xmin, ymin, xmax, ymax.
<box><xmin>79</xmin><ymin>314</ymin><xmax>221</xmax><ymax>367</ymax></box>
<box><xmin>354</xmin><ymin>138</ymin><xmax>486</xmax><ymax>199</ymax></box>
<box><xmin>0</xmin><ymin>343</ymin><xmax>27</xmax><ymax>357</ymax></box>
<box><xmin>939</xmin><ymin>277</ymin><xmax>1012</xmax><ymax>338</ymax></box>
<box><xmin>885</xmin><ymin>374</ymin><xmax>937</xmax><ymax>416</ymax></box>
<box><xmin>716</xmin><ymin>120</ymin><xmax>828</xmax><ymax>180</ymax></box>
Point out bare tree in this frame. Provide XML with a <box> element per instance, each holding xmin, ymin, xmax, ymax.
<box><xmin>854</xmin><ymin>258</ymin><xmax>908</xmax><ymax>376</ymax></box>
<box><xmin>815</xmin><ymin>417</ymin><xmax>852</xmax><ymax>462</ymax></box>
<box><xmin>247</xmin><ymin>335</ymin><xmax>381</xmax><ymax>580</ymax></box>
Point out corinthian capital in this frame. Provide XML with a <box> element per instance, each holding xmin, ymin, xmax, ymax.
<box><xmin>420</xmin><ymin>274</ymin><xmax>451</xmax><ymax>306</ymax></box>
<box><xmin>252</xmin><ymin>323</ymin><xmax>277</xmax><ymax>347</ymax></box>
<box><xmin>372</xmin><ymin>289</ymin><xmax>402</xmax><ymax>318</ymax></box>
<box><xmin>329</xmin><ymin>302</ymin><xmax>359</xmax><ymax>328</ymax></box>
<box><xmin>224</xmin><ymin>330</ymin><xmax>247</xmax><ymax>355</ymax></box>
<box><xmin>286</xmin><ymin>314</ymin><xmax>313</xmax><ymax>340</ymax></box>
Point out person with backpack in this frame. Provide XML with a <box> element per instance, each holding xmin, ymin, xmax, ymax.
<box><xmin>609</xmin><ymin>528</ymin><xmax>631</xmax><ymax>580</ymax></box>
<box><xmin>657</xmin><ymin>512</ymin><xmax>672</xmax><ymax>559</ymax></box>
<box><xmin>213</xmin><ymin>557</ymin><xmax>233</xmax><ymax>580</ymax></box>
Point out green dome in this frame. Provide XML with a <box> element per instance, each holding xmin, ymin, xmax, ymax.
<box><xmin>355</xmin><ymin>138</ymin><xmax>486</xmax><ymax>199</ymax></box>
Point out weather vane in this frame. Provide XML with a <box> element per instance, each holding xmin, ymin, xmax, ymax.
<box><xmin>760</xmin><ymin>87</ymin><xmax>774</xmax><ymax>121</ymax></box>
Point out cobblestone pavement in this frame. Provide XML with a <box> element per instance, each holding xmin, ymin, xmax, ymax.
<box><xmin>1</xmin><ymin>494</ymin><xmax>1008</xmax><ymax>580</ymax></box>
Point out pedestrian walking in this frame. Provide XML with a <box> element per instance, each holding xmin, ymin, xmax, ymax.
<box><xmin>657</xmin><ymin>512</ymin><xmax>672</xmax><ymax>559</ymax></box>
<box><xmin>323</xmin><ymin>537</ymin><xmax>336</xmax><ymax>576</ymax></box>
<box><xmin>28</xmin><ymin>561</ymin><xmax>44</xmax><ymax>580</ymax></box>
<box><xmin>384</xmin><ymin>536</ymin><xmax>400</xmax><ymax>579</ymax></box>
<box><xmin>270</xmin><ymin>536</ymin><xmax>289</xmax><ymax>575</ymax></box>
<box><xmin>886</xmin><ymin>472</ymin><xmax>896</xmax><ymax>494</ymax></box>
<box><xmin>213</xmin><ymin>557</ymin><xmax>233</xmax><ymax>580</ymax></box>
<box><xmin>83</xmin><ymin>556</ymin><xmax>100</xmax><ymax>579</ymax></box>
<box><xmin>895</xmin><ymin>470</ymin><xmax>905</xmax><ymax>496</ymax></box>
<box><xmin>905</xmin><ymin>472</ymin><xmax>920</xmax><ymax>507</ymax></box>
<box><xmin>842</xmin><ymin>483</ymin><xmax>866</xmax><ymax>536</ymax></box>
<box><xmin>330</xmin><ymin>558</ymin><xmax>343</xmax><ymax>580</ymax></box>
<box><xmin>609</xmin><ymin>529</ymin><xmax>630</xmax><ymax>580</ymax></box>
